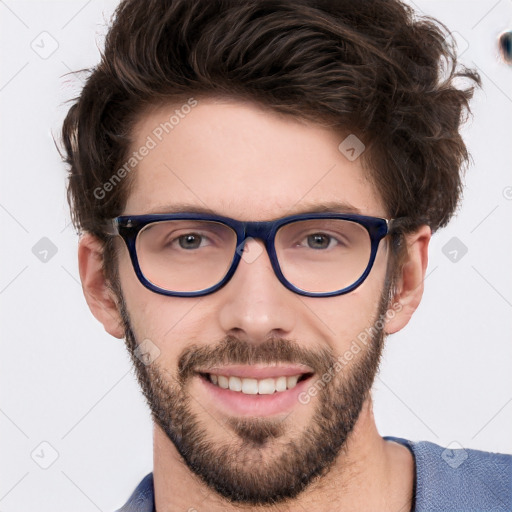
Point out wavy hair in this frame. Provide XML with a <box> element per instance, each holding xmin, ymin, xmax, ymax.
<box><xmin>60</xmin><ymin>0</ymin><xmax>480</xmax><ymax>283</ymax></box>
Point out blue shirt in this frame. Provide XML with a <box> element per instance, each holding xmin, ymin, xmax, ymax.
<box><xmin>115</xmin><ymin>437</ymin><xmax>512</xmax><ymax>511</ymax></box>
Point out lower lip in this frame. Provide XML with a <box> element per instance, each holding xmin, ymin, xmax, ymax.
<box><xmin>197</xmin><ymin>374</ymin><xmax>314</xmax><ymax>417</ymax></box>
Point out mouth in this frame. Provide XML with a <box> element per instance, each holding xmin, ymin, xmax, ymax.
<box><xmin>200</xmin><ymin>372</ymin><xmax>313</xmax><ymax>395</ymax></box>
<box><xmin>195</xmin><ymin>365</ymin><xmax>315</xmax><ymax>417</ymax></box>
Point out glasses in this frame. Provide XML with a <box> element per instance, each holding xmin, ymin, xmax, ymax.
<box><xmin>108</xmin><ymin>212</ymin><xmax>397</xmax><ymax>298</ymax></box>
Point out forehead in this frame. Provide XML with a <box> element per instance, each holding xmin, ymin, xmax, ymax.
<box><xmin>123</xmin><ymin>97</ymin><xmax>385</xmax><ymax>219</ymax></box>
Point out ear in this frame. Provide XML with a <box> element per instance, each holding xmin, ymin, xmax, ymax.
<box><xmin>385</xmin><ymin>225</ymin><xmax>431</xmax><ymax>334</ymax></box>
<box><xmin>78</xmin><ymin>233</ymin><xmax>125</xmax><ymax>339</ymax></box>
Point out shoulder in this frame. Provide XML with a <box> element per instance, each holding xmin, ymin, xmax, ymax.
<box><xmin>114</xmin><ymin>473</ymin><xmax>154</xmax><ymax>512</ymax></box>
<box><xmin>386</xmin><ymin>436</ymin><xmax>512</xmax><ymax>512</ymax></box>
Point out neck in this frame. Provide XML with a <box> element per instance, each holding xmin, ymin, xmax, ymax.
<box><xmin>153</xmin><ymin>397</ymin><xmax>414</xmax><ymax>512</ymax></box>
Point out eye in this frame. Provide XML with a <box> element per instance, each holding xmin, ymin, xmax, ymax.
<box><xmin>305</xmin><ymin>233</ymin><xmax>336</xmax><ymax>249</ymax></box>
<box><xmin>177</xmin><ymin>233</ymin><xmax>205</xmax><ymax>249</ymax></box>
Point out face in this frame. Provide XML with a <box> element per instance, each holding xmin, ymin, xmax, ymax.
<box><xmin>113</xmin><ymin>97</ymin><xmax>394</xmax><ymax>505</ymax></box>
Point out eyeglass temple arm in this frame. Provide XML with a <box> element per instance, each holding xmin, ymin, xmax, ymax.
<box><xmin>386</xmin><ymin>216</ymin><xmax>417</xmax><ymax>235</ymax></box>
<box><xmin>103</xmin><ymin>219</ymin><xmax>120</xmax><ymax>236</ymax></box>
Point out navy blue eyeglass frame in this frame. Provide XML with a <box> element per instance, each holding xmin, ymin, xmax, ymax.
<box><xmin>108</xmin><ymin>212</ymin><xmax>394</xmax><ymax>298</ymax></box>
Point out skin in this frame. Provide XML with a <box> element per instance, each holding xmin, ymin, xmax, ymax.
<box><xmin>78</xmin><ymin>97</ymin><xmax>430</xmax><ymax>511</ymax></box>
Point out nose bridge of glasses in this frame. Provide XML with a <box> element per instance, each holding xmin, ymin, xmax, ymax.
<box><xmin>241</xmin><ymin>220</ymin><xmax>276</xmax><ymax>244</ymax></box>
<box><xmin>235</xmin><ymin>220</ymin><xmax>281</xmax><ymax>265</ymax></box>
<box><xmin>232</xmin><ymin>220</ymin><xmax>278</xmax><ymax>271</ymax></box>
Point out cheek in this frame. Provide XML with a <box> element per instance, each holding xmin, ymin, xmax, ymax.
<box><xmin>117</xmin><ymin>253</ymin><xmax>210</xmax><ymax>366</ymax></box>
<box><xmin>301</xmin><ymin>252</ymin><xmax>388</xmax><ymax>353</ymax></box>
<box><xmin>305</xmin><ymin>288</ymin><xmax>381</xmax><ymax>342</ymax></box>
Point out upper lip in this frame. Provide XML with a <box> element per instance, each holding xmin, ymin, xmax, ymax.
<box><xmin>197</xmin><ymin>364</ymin><xmax>314</xmax><ymax>379</ymax></box>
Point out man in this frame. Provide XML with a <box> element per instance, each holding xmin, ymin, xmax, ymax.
<box><xmin>61</xmin><ymin>0</ymin><xmax>511</xmax><ymax>510</ymax></box>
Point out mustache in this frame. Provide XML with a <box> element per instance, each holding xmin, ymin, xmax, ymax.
<box><xmin>177</xmin><ymin>334</ymin><xmax>334</xmax><ymax>383</ymax></box>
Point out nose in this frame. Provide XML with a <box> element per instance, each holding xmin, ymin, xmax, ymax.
<box><xmin>217</xmin><ymin>238</ymin><xmax>297</xmax><ymax>343</ymax></box>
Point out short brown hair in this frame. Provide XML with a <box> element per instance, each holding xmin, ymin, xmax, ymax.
<box><xmin>60</xmin><ymin>0</ymin><xmax>480</xmax><ymax>283</ymax></box>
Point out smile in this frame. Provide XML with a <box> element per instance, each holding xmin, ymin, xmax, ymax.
<box><xmin>205</xmin><ymin>373</ymin><xmax>311</xmax><ymax>394</ymax></box>
<box><xmin>196</xmin><ymin>365</ymin><xmax>315</xmax><ymax>417</ymax></box>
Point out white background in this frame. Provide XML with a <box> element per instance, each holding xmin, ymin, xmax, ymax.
<box><xmin>1</xmin><ymin>1</ymin><xmax>511</xmax><ymax>511</ymax></box>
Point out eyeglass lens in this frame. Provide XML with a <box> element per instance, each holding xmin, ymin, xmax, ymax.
<box><xmin>135</xmin><ymin>219</ymin><xmax>372</xmax><ymax>294</ymax></box>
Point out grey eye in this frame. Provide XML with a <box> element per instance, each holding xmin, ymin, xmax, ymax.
<box><xmin>178</xmin><ymin>234</ymin><xmax>203</xmax><ymax>249</ymax></box>
<box><xmin>307</xmin><ymin>234</ymin><xmax>331</xmax><ymax>249</ymax></box>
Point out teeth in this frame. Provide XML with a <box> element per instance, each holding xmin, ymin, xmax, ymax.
<box><xmin>241</xmin><ymin>378</ymin><xmax>258</xmax><ymax>395</ymax></box>
<box><xmin>228</xmin><ymin>376</ymin><xmax>242</xmax><ymax>391</ymax></box>
<box><xmin>208</xmin><ymin>373</ymin><xmax>306</xmax><ymax>394</ymax></box>
<box><xmin>275</xmin><ymin>376</ymin><xmax>287</xmax><ymax>392</ymax></box>
<box><xmin>287</xmin><ymin>375</ymin><xmax>299</xmax><ymax>388</ymax></box>
<box><xmin>217</xmin><ymin>375</ymin><xmax>229</xmax><ymax>389</ymax></box>
<box><xmin>258</xmin><ymin>378</ymin><xmax>276</xmax><ymax>395</ymax></box>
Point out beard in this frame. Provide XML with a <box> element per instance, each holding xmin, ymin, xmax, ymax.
<box><xmin>116</xmin><ymin>288</ymin><xmax>390</xmax><ymax>506</ymax></box>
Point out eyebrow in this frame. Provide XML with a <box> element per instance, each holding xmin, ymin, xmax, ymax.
<box><xmin>139</xmin><ymin>201</ymin><xmax>364</xmax><ymax>217</ymax></box>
